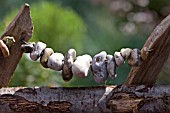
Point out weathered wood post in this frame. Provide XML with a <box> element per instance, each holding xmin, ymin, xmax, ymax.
<box><xmin>125</xmin><ymin>14</ymin><xmax>170</xmax><ymax>85</ymax></box>
<box><xmin>0</xmin><ymin>3</ymin><xmax>170</xmax><ymax>113</ymax></box>
<box><xmin>0</xmin><ymin>3</ymin><xmax>33</xmax><ymax>87</ymax></box>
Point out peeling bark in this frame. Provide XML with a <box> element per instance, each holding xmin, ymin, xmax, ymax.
<box><xmin>0</xmin><ymin>86</ymin><xmax>170</xmax><ymax>113</ymax></box>
<box><xmin>0</xmin><ymin>4</ymin><xmax>33</xmax><ymax>87</ymax></box>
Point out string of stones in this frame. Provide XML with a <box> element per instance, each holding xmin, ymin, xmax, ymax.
<box><xmin>0</xmin><ymin>36</ymin><xmax>145</xmax><ymax>83</ymax></box>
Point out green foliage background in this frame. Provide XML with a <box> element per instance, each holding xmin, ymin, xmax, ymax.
<box><xmin>0</xmin><ymin>0</ymin><xmax>170</xmax><ymax>86</ymax></box>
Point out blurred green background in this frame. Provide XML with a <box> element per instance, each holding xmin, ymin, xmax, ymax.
<box><xmin>0</xmin><ymin>0</ymin><xmax>170</xmax><ymax>87</ymax></box>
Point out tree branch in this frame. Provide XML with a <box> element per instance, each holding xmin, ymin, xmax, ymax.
<box><xmin>0</xmin><ymin>4</ymin><xmax>33</xmax><ymax>87</ymax></box>
<box><xmin>0</xmin><ymin>86</ymin><xmax>170</xmax><ymax>113</ymax></box>
<box><xmin>125</xmin><ymin>14</ymin><xmax>170</xmax><ymax>85</ymax></box>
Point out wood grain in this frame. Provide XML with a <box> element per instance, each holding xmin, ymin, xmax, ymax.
<box><xmin>125</xmin><ymin>14</ymin><xmax>170</xmax><ymax>85</ymax></box>
<box><xmin>0</xmin><ymin>4</ymin><xmax>33</xmax><ymax>87</ymax></box>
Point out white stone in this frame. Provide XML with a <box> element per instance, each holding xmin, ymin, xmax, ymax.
<box><xmin>114</xmin><ymin>52</ymin><xmax>125</xmax><ymax>66</ymax></box>
<box><xmin>68</xmin><ymin>49</ymin><xmax>76</xmax><ymax>63</ymax></box>
<box><xmin>72</xmin><ymin>55</ymin><xmax>92</xmax><ymax>78</ymax></box>
<box><xmin>47</xmin><ymin>53</ymin><xmax>64</xmax><ymax>71</ymax></box>
<box><xmin>120</xmin><ymin>48</ymin><xmax>132</xmax><ymax>59</ymax></box>
<box><xmin>30</xmin><ymin>42</ymin><xmax>46</xmax><ymax>61</ymax></box>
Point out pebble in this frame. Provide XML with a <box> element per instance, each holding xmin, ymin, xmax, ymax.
<box><xmin>62</xmin><ymin>49</ymin><xmax>76</xmax><ymax>82</ymax></box>
<box><xmin>92</xmin><ymin>51</ymin><xmax>108</xmax><ymax>83</ymax></box>
<box><xmin>106</xmin><ymin>55</ymin><xmax>117</xmax><ymax>80</ymax></box>
<box><xmin>120</xmin><ymin>48</ymin><xmax>132</xmax><ymax>59</ymax></box>
<box><xmin>72</xmin><ymin>54</ymin><xmax>92</xmax><ymax>78</ymax></box>
<box><xmin>30</xmin><ymin>42</ymin><xmax>47</xmax><ymax>61</ymax></box>
<box><xmin>21</xmin><ymin>42</ymin><xmax>35</xmax><ymax>53</ymax></box>
<box><xmin>114</xmin><ymin>52</ymin><xmax>125</xmax><ymax>66</ymax></box>
<box><xmin>128</xmin><ymin>48</ymin><xmax>142</xmax><ymax>67</ymax></box>
<box><xmin>40</xmin><ymin>48</ymin><xmax>54</xmax><ymax>68</ymax></box>
<box><xmin>47</xmin><ymin>52</ymin><xmax>64</xmax><ymax>71</ymax></box>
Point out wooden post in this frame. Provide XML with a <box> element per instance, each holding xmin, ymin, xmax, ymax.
<box><xmin>0</xmin><ymin>4</ymin><xmax>33</xmax><ymax>87</ymax></box>
<box><xmin>125</xmin><ymin>14</ymin><xmax>170</xmax><ymax>85</ymax></box>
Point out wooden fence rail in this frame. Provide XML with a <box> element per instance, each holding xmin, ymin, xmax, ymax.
<box><xmin>0</xmin><ymin>85</ymin><xmax>170</xmax><ymax>113</ymax></box>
